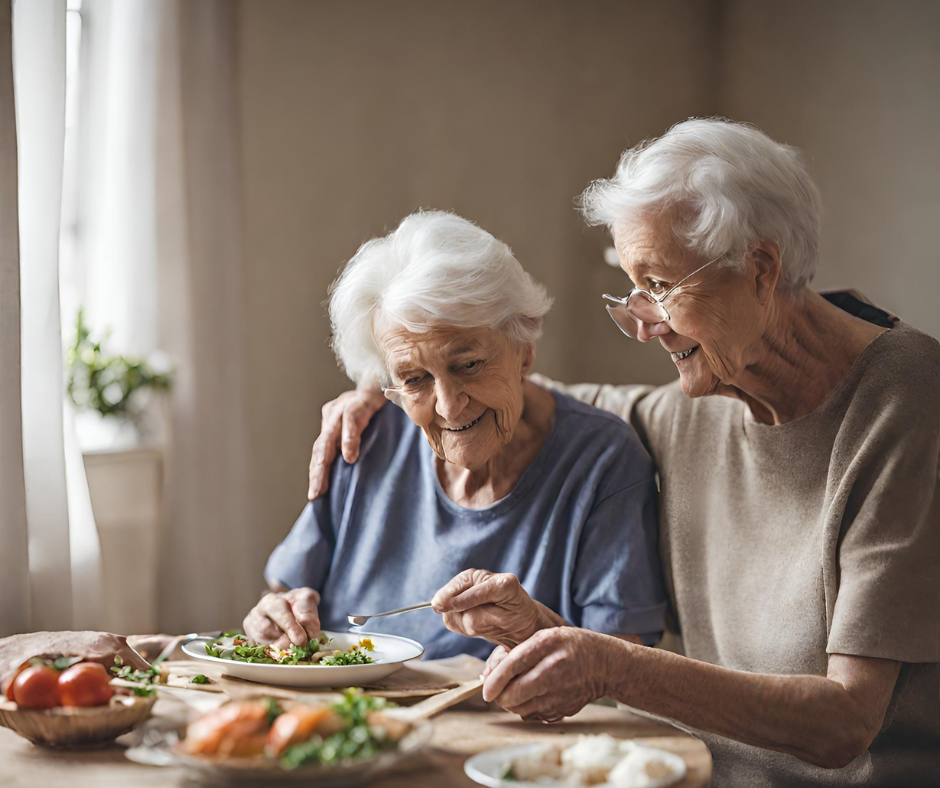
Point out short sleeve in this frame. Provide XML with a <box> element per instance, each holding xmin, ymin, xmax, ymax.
<box><xmin>570</xmin><ymin>474</ymin><xmax>668</xmax><ymax>645</ymax></box>
<box><xmin>263</xmin><ymin>499</ymin><xmax>336</xmax><ymax>591</ymax></box>
<box><xmin>827</xmin><ymin>334</ymin><xmax>940</xmax><ymax>662</ymax></box>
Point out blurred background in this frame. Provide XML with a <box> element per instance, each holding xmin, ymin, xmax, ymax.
<box><xmin>2</xmin><ymin>0</ymin><xmax>938</xmax><ymax>636</ymax></box>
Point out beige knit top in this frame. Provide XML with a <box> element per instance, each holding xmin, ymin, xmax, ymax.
<box><xmin>562</xmin><ymin>321</ymin><xmax>940</xmax><ymax>787</ymax></box>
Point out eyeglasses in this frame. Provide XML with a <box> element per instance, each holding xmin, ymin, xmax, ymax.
<box><xmin>602</xmin><ymin>256</ymin><xmax>722</xmax><ymax>339</ymax></box>
<box><xmin>381</xmin><ymin>375</ymin><xmax>434</xmax><ymax>404</ymax></box>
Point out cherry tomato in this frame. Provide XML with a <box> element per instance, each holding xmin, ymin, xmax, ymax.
<box><xmin>58</xmin><ymin>662</ymin><xmax>114</xmax><ymax>707</ymax></box>
<box><xmin>4</xmin><ymin>662</ymin><xmax>31</xmax><ymax>702</ymax></box>
<box><xmin>12</xmin><ymin>666</ymin><xmax>61</xmax><ymax>709</ymax></box>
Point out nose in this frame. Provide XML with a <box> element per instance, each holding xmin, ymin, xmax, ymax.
<box><xmin>434</xmin><ymin>379</ymin><xmax>469</xmax><ymax>422</ymax></box>
<box><xmin>635</xmin><ymin>318</ymin><xmax>671</xmax><ymax>343</ymax></box>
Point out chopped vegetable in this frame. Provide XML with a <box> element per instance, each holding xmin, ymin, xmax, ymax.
<box><xmin>265</xmin><ymin>697</ymin><xmax>283</xmax><ymax>727</ymax></box>
<box><xmin>279</xmin><ymin>691</ymin><xmax>396</xmax><ymax>769</ymax></box>
<box><xmin>203</xmin><ymin>633</ymin><xmax>375</xmax><ymax>667</ymax></box>
<box><xmin>320</xmin><ymin>648</ymin><xmax>374</xmax><ymax>667</ymax></box>
<box><xmin>190</xmin><ymin>674</ymin><xmax>210</xmax><ymax>684</ymax></box>
<box><xmin>110</xmin><ymin>654</ymin><xmax>162</xmax><ymax>697</ymax></box>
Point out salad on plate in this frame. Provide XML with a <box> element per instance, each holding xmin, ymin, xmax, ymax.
<box><xmin>203</xmin><ymin>632</ymin><xmax>377</xmax><ymax>666</ymax></box>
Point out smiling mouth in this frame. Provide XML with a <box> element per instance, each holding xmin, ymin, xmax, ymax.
<box><xmin>442</xmin><ymin>412</ymin><xmax>486</xmax><ymax>432</ymax></box>
<box><xmin>673</xmin><ymin>346</ymin><xmax>698</xmax><ymax>361</ymax></box>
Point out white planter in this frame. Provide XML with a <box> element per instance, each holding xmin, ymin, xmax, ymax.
<box><xmin>83</xmin><ymin>447</ymin><xmax>162</xmax><ymax>635</ymax></box>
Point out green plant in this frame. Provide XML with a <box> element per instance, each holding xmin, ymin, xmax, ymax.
<box><xmin>66</xmin><ymin>308</ymin><xmax>173</xmax><ymax>419</ymax></box>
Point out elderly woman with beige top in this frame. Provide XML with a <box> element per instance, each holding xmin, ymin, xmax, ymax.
<box><xmin>309</xmin><ymin>119</ymin><xmax>940</xmax><ymax>787</ymax></box>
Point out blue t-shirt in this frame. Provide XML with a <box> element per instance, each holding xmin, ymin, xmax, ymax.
<box><xmin>265</xmin><ymin>390</ymin><xmax>666</xmax><ymax>660</ymax></box>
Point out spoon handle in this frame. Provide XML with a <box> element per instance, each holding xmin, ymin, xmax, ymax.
<box><xmin>347</xmin><ymin>601</ymin><xmax>433</xmax><ymax>625</ymax></box>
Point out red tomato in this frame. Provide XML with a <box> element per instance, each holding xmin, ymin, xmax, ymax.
<box><xmin>4</xmin><ymin>662</ymin><xmax>31</xmax><ymax>702</ymax></box>
<box><xmin>12</xmin><ymin>666</ymin><xmax>61</xmax><ymax>709</ymax></box>
<box><xmin>58</xmin><ymin>662</ymin><xmax>114</xmax><ymax>707</ymax></box>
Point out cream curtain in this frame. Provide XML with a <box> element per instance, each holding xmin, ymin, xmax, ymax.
<box><xmin>0</xmin><ymin>0</ymin><xmax>29</xmax><ymax>637</ymax></box>
<box><xmin>153</xmin><ymin>0</ymin><xmax>254</xmax><ymax>633</ymax></box>
<box><xmin>63</xmin><ymin>0</ymin><xmax>253</xmax><ymax>635</ymax></box>
<box><xmin>0</xmin><ymin>0</ymin><xmax>103</xmax><ymax>637</ymax></box>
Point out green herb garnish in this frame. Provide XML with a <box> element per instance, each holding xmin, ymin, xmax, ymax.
<box><xmin>190</xmin><ymin>674</ymin><xmax>209</xmax><ymax>684</ymax></box>
<box><xmin>279</xmin><ymin>690</ymin><xmax>395</xmax><ymax>769</ymax></box>
<box><xmin>52</xmin><ymin>656</ymin><xmax>84</xmax><ymax>671</ymax></box>
<box><xmin>203</xmin><ymin>632</ymin><xmax>339</xmax><ymax>665</ymax></box>
<box><xmin>110</xmin><ymin>656</ymin><xmax>162</xmax><ymax>697</ymax></box>
<box><xmin>265</xmin><ymin>697</ymin><xmax>283</xmax><ymax>727</ymax></box>
<box><xmin>320</xmin><ymin>648</ymin><xmax>374</xmax><ymax>667</ymax></box>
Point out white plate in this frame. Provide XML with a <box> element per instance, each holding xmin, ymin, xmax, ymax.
<box><xmin>464</xmin><ymin>742</ymin><xmax>687</xmax><ymax>788</ymax></box>
<box><xmin>181</xmin><ymin>631</ymin><xmax>424</xmax><ymax>688</ymax></box>
<box><xmin>125</xmin><ymin>716</ymin><xmax>434</xmax><ymax>785</ymax></box>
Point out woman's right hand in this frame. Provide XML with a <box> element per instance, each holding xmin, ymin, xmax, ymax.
<box><xmin>243</xmin><ymin>587</ymin><xmax>322</xmax><ymax>649</ymax></box>
<box><xmin>432</xmin><ymin>569</ymin><xmax>566</xmax><ymax>650</ymax></box>
<box><xmin>308</xmin><ymin>390</ymin><xmax>387</xmax><ymax>500</ymax></box>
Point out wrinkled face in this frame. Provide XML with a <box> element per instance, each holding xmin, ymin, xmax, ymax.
<box><xmin>380</xmin><ymin>324</ymin><xmax>532</xmax><ymax>470</ymax></box>
<box><xmin>612</xmin><ymin>213</ymin><xmax>770</xmax><ymax>398</ymax></box>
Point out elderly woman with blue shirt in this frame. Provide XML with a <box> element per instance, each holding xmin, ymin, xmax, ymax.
<box><xmin>244</xmin><ymin>211</ymin><xmax>665</xmax><ymax>659</ymax></box>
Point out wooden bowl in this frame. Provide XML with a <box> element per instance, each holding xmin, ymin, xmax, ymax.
<box><xmin>0</xmin><ymin>694</ymin><xmax>156</xmax><ymax>747</ymax></box>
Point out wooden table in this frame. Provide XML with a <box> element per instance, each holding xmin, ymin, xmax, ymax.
<box><xmin>0</xmin><ymin>700</ymin><xmax>711</xmax><ymax>787</ymax></box>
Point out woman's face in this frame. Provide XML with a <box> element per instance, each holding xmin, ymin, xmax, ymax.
<box><xmin>612</xmin><ymin>213</ymin><xmax>773</xmax><ymax>399</ymax></box>
<box><xmin>380</xmin><ymin>324</ymin><xmax>534</xmax><ymax>470</ymax></box>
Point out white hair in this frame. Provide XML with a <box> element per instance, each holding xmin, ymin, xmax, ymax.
<box><xmin>330</xmin><ymin>211</ymin><xmax>553</xmax><ymax>386</ymax></box>
<box><xmin>579</xmin><ymin>118</ymin><xmax>823</xmax><ymax>291</ymax></box>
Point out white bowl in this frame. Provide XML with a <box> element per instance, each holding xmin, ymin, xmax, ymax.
<box><xmin>181</xmin><ymin>631</ymin><xmax>424</xmax><ymax>688</ymax></box>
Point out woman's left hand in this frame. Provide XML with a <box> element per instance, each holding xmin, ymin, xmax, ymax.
<box><xmin>481</xmin><ymin>627</ymin><xmax>622</xmax><ymax>722</ymax></box>
<box><xmin>431</xmin><ymin>569</ymin><xmax>555</xmax><ymax>650</ymax></box>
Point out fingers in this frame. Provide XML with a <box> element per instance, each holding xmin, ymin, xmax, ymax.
<box><xmin>308</xmin><ymin>403</ymin><xmax>342</xmax><ymax>500</ymax></box>
<box><xmin>512</xmin><ymin>695</ymin><xmax>562</xmax><ymax>722</ymax></box>
<box><xmin>341</xmin><ymin>391</ymin><xmax>385</xmax><ymax>463</ymax></box>
<box><xmin>482</xmin><ymin>634</ymin><xmax>552</xmax><ymax>702</ymax></box>
<box><xmin>285</xmin><ymin>588</ymin><xmax>321</xmax><ymax>641</ymax></box>
<box><xmin>243</xmin><ymin>608</ymin><xmax>283</xmax><ymax>644</ymax></box>
<box><xmin>448</xmin><ymin>573</ymin><xmax>525</xmax><ymax>614</ymax></box>
<box><xmin>309</xmin><ymin>391</ymin><xmax>385</xmax><ymax>498</ymax></box>
<box><xmin>482</xmin><ymin>645</ymin><xmax>509</xmax><ymax>678</ymax></box>
<box><xmin>259</xmin><ymin>595</ymin><xmax>308</xmax><ymax>647</ymax></box>
<box><xmin>431</xmin><ymin>568</ymin><xmax>493</xmax><ymax>613</ymax></box>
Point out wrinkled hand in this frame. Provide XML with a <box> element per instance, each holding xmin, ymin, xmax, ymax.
<box><xmin>243</xmin><ymin>588</ymin><xmax>321</xmax><ymax>649</ymax></box>
<box><xmin>0</xmin><ymin>631</ymin><xmax>151</xmax><ymax>694</ymax></box>
<box><xmin>482</xmin><ymin>644</ymin><xmax>510</xmax><ymax>679</ymax></box>
<box><xmin>432</xmin><ymin>569</ymin><xmax>552</xmax><ymax>650</ymax></box>
<box><xmin>482</xmin><ymin>627</ymin><xmax>623</xmax><ymax>723</ymax></box>
<box><xmin>308</xmin><ymin>390</ymin><xmax>387</xmax><ymax>500</ymax></box>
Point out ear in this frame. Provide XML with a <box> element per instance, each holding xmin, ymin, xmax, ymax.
<box><xmin>749</xmin><ymin>240</ymin><xmax>781</xmax><ymax>305</ymax></box>
<box><xmin>520</xmin><ymin>342</ymin><xmax>537</xmax><ymax>377</ymax></box>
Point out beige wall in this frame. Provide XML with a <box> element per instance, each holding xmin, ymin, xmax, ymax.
<box><xmin>236</xmin><ymin>0</ymin><xmax>714</xmax><ymax>558</ymax></box>
<box><xmin>718</xmin><ymin>0</ymin><xmax>940</xmax><ymax>338</ymax></box>
<box><xmin>235</xmin><ymin>0</ymin><xmax>940</xmax><ymax>563</ymax></box>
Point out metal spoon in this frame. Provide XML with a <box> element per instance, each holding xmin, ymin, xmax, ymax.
<box><xmin>347</xmin><ymin>601</ymin><xmax>433</xmax><ymax>627</ymax></box>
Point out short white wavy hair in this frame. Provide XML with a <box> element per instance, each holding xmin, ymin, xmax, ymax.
<box><xmin>579</xmin><ymin>118</ymin><xmax>823</xmax><ymax>291</ymax></box>
<box><xmin>330</xmin><ymin>211</ymin><xmax>553</xmax><ymax>386</ymax></box>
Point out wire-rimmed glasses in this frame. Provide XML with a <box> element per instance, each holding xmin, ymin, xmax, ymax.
<box><xmin>602</xmin><ymin>256</ymin><xmax>722</xmax><ymax>338</ymax></box>
<box><xmin>381</xmin><ymin>375</ymin><xmax>434</xmax><ymax>404</ymax></box>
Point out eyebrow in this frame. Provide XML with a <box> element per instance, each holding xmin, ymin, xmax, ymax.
<box><xmin>448</xmin><ymin>345</ymin><xmax>482</xmax><ymax>356</ymax></box>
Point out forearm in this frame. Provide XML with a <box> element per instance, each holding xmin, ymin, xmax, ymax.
<box><xmin>606</xmin><ymin>643</ymin><xmax>877</xmax><ymax>768</ymax></box>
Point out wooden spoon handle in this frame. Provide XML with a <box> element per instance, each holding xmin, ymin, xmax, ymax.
<box><xmin>388</xmin><ymin>678</ymin><xmax>484</xmax><ymax>722</ymax></box>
